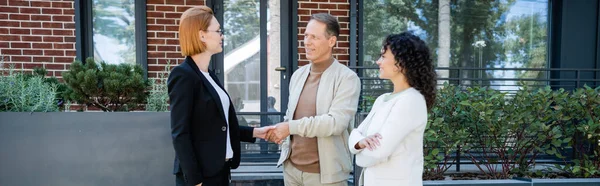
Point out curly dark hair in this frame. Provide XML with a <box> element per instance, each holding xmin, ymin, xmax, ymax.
<box><xmin>382</xmin><ymin>32</ymin><xmax>437</xmax><ymax>110</ymax></box>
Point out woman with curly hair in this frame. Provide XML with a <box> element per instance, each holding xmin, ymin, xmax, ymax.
<box><xmin>348</xmin><ymin>32</ymin><xmax>437</xmax><ymax>186</ymax></box>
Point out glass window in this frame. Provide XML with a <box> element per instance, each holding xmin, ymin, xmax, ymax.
<box><xmin>362</xmin><ymin>0</ymin><xmax>549</xmax><ymax>92</ymax></box>
<box><xmin>92</xmin><ymin>0</ymin><xmax>136</xmax><ymax>65</ymax></box>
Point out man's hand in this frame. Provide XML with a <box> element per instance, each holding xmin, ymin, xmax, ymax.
<box><xmin>253</xmin><ymin>126</ymin><xmax>276</xmax><ymax>139</ymax></box>
<box><xmin>266</xmin><ymin>122</ymin><xmax>290</xmax><ymax>144</ymax></box>
<box><xmin>196</xmin><ymin>183</ymin><xmax>202</xmax><ymax>186</ymax></box>
<box><xmin>355</xmin><ymin>133</ymin><xmax>382</xmax><ymax>151</ymax></box>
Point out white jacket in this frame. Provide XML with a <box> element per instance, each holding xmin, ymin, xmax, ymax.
<box><xmin>349</xmin><ymin>88</ymin><xmax>427</xmax><ymax>186</ymax></box>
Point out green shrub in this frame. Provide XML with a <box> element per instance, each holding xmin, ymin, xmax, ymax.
<box><xmin>145</xmin><ymin>63</ymin><xmax>170</xmax><ymax>112</ymax></box>
<box><xmin>62</xmin><ymin>57</ymin><xmax>149</xmax><ymax>112</ymax></box>
<box><xmin>0</xmin><ymin>63</ymin><xmax>59</xmax><ymax>112</ymax></box>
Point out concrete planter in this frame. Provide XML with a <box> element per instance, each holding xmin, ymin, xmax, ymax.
<box><xmin>0</xmin><ymin>112</ymin><xmax>172</xmax><ymax>186</ymax></box>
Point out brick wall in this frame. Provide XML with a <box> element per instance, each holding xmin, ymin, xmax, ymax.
<box><xmin>0</xmin><ymin>0</ymin><xmax>76</xmax><ymax>78</ymax></box>
<box><xmin>297</xmin><ymin>0</ymin><xmax>351</xmax><ymax>66</ymax></box>
<box><xmin>146</xmin><ymin>0</ymin><xmax>204</xmax><ymax>78</ymax></box>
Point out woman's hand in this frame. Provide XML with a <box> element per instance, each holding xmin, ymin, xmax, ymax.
<box><xmin>355</xmin><ymin>133</ymin><xmax>382</xmax><ymax>151</ymax></box>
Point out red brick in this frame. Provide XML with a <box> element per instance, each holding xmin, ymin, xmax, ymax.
<box><xmin>298</xmin><ymin>22</ymin><xmax>307</xmax><ymax>27</ymax></box>
<box><xmin>166</xmin><ymin>52</ymin><xmax>180</xmax><ymax>58</ymax></box>
<box><xmin>147</xmin><ymin>12</ymin><xmax>164</xmax><ymax>18</ymax></box>
<box><xmin>165</xmin><ymin>25</ymin><xmax>178</xmax><ymax>31</ymax></box>
<box><xmin>147</xmin><ymin>0</ymin><xmax>165</xmax><ymax>4</ymax></box>
<box><xmin>300</xmin><ymin>16</ymin><xmax>311</xmax><ymax>22</ymax></box>
<box><xmin>31</xmin><ymin>1</ymin><xmax>51</xmax><ymax>7</ymax></box>
<box><xmin>10</xmin><ymin>14</ymin><xmax>30</xmax><ymax>20</ymax></box>
<box><xmin>300</xmin><ymin>3</ymin><xmax>318</xmax><ymax>9</ymax></box>
<box><xmin>13</xmin><ymin>56</ymin><xmax>32</xmax><ymax>62</ymax></box>
<box><xmin>0</xmin><ymin>28</ymin><xmax>7</xmax><ymax>34</ymax></box>
<box><xmin>54</xmin><ymin>57</ymin><xmax>74</xmax><ymax>63</ymax></box>
<box><xmin>330</xmin><ymin>0</ymin><xmax>347</xmax><ymax>2</ymax></box>
<box><xmin>53</xmin><ymin>15</ymin><xmax>72</xmax><ymax>22</ymax></box>
<box><xmin>53</xmin><ymin>29</ymin><xmax>73</xmax><ymax>36</ymax></box>
<box><xmin>310</xmin><ymin>0</ymin><xmax>330</xmax><ymax>2</ymax></box>
<box><xmin>45</xmin><ymin>64</ymin><xmax>65</xmax><ymax>70</ymax></box>
<box><xmin>0</xmin><ymin>42</ymin><xmax>7</xmax><ymax>48</ymax></box>
<box><xmin>148</xmin><ymin>25</ymin><xmax>165</xmax><ymax>31</ymax></box>
<box><xmin>10</xmin><ymin>28</ymin><xmax>30</xmax><ymax>34</ymax></box>
<box><xmin>177</xmin><ymin>6</ymin><xmax>192</xmax><ymax>12</ymax></box>
<box><xmin>166</xmin><ymin>39</ymin><xmax>179</xmax><ymax>45</ymax></box>
<box><xmin>1</xmin><ymin>49</ymin><xmax>22</xmax><ymax>55</ymax></box>
<box><xmin>156</xmin><ymin>18</ymin><xmax>175</xmax><ymax>25</ymax></box>
<box><xmin>148</xmin><ymin>39</ymin><xmax>165</xmax><ymax>45</ymax></box>
<box><xmin>44</xmin><ymin>50</ymin><xmax>65</xmax><ymax>56</ymax></box>
<box><xmin>146</xmin><ymin>18</ymin><xmax>155</xmax><ymax>24</ymax></box>
<box><xmin>43</xmin><ymin>22</ymin><xmax>63</xmax><ymax>29</ymax></box>
<box><xmin>32</xmin><ymin>29</ymin><xmax>52</xmax><ymax>35</ymax></box>
<box><xmin>338</xmin><ymin>4</ymin><xmax>350</xmax><ymax>9</ymax></box>
<box><xmin>147</xmin><ymin>46</ymin><xmax>157</xmax><ymax>51</ymax></box>
<box><xmin>54</xmin><ymin>43</ymin><xmax>73</xmax><ymax>49</ymax></box>
<box><xmin>148</xmin><ymin>51</ymin><xmax>165</xmax><ymax>58</ymax></box>
<box><xmin>310</xmin><ymin>10</ymin><xmax>329</xmax><ymax>14</ymax></box>
<box><xmin>337</xmin><ymin>55</ymin><xmax>349</xmax><ymax>60</ymax></box>
<box><xmin>20</xmin><ymin>7</ymin><xmax>41</xmax><ymax>14</ymax></box>
<box><xmin>319</xmin><ymin>4</ymin><xmax>337</xmax><ymax>9</ymax></box>
<box><xmin>338</xmin><ymin>36</ymin><xmax>348</xmax><ymax>41</ymax></box>
<box><xmin>157</xmin><ymin>32</ymin><xmax>175</xmax><ymax>38</ymax></box>
<box><xmin>21</xmin><ymin>22</ymin><xmax>42</xmax><ymax>28</ymax></box>
<box><xmin>65</xmin><ymin>50</ymin><xmax>76</xmax><ymax>56</ymax></box>
<box><xmin>0</xmin><ymin>13</ymin><xmax>7</xmax><ymax>19</ymax></box>
<box><xmin>146</xmin><ymin>5</ymin><xmax>155</xmax><ymax>11</ymax></box>
<box><xmin>65</xmin><ymin>37</ymin><xmax>75</xmax><ymax>42</ymax></box>
<box><xmin>42</xmin><ymin>8</ymin><xmax>62</xmax><ymax>14</ymax></box>
<box><xmin>64</xmin><ymin>23</ymin><xmax>75</xmax><ymax>29</ymax></box>
<box><xmin>338</xmin><ymin>42</ymin><xmax>350</xmax><ymax>48</ymax></box>
<box><xmin>64</xmin><ymin>9</ymin><xmax>74</xmax><ymax>15</ymax></box>
<box><xmin>52</xmin><ymin>2</ymin><xmax>72</xmax><ymax>8</ymax></box>
<box><xmin>8</xmin><ymin>0</ymin><xmax>29</xmax><ymax>6</ymax></box>
<box><xmin>32</xmin><ymin>43</ymin><xmax>52</xmax><ymax>49</ymax></box>
<box><xmin>22</xmin><ymin>36</ymin><xmax>42</xmax><ymax>42</ymax></box>
<box><xmin>54</xmin><ymin>71</ymin><xmax>64</xmax><ymax>77</ymax></box>
<box><xmin>0</xmin><ymin>0</ymin><xmax>6</xmax><ymax>5</ymax></box>
<box><xmin>23</xmin><ymin>49</ymin><xmax>43</xmax><ymax>55</ymax></box>
<box><xmin>0</xmin><ymin>6</ymin><xmax>19</xmax><ymax>13</ymax></box>
<box><xmin>331</xmin><ymin>10</ymin><xmax>348</xmax><ymax>16</ymax></box>
<box><xmin>298</xmin><ymin>9</ymin><xmax>310</xmax><ymax>15</ymax></box>
<box><xmin>155</xmin><ymin>5</ymin><xmax>175</xmax><ymax>11</ymax></box>
<box><xmin>1</xmin><ymin>35</ymin><xmax>19</xmax><ymax>42</ymax></box>
<box><xmin>31</xmin><ymin>15</ymin><xmax>51</xmax><ymax>21</ymax></box>
<box><xmin>32</xmin><ymin>56</ymin><xmax>52</xmax><ymax>62</ymax></box>
<box><xmin>0</xmin><ymin>20</ymin><xmax>19</xmax><ymax>27</ymax></box>
<box><xmin>334</xmin><ymin>48</ymin><xmax>347</xmax><ymax>54</ymax></box>
<box><xmin>43</xmin><ymin>36</ymin><xmax>63</xmax><ymax>42</ymax></box>
<box><xmin>340</xmin><ymin>29</ymin><xmax>349</xmax><ymax>35</ymax></box>
<box><xmin>157</xmin><ymin>45</ymin><xmax>176</xmax><ymax>51</ymax></box>
<box><xmin>186</xmin><ymin>0</ymin><xmax>204</xmax><ymax>5</ymax></box>
<box><xmin>338</xmin><ymin>16</ymin><xmax>349</xmax><ymax>22</ymax></box>
<box><xmin>165</xmin><ymin>12</ymin><xmax>181</xmax><ymax>18</ymax></box>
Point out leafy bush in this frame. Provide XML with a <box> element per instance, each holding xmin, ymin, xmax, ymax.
<box><xmin>62</xmin><ymin>57</ymin><xmax>149</xmax><ymax>112</ymax></box>
<box><xmin>0</xmin><ymin>62</ymin><xmax>59</xmax><ymax>112</ymax></box>
<box><xmin>145</xmin><ymin>63</ymin><xmax>170</xmax><ymax>112</ymax></box>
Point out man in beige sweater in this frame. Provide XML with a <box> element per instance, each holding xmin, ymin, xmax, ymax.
<box><xmin>266</xmin><ymin>13</ymin><xmax>361</xmax><ymax>186</ymax></box>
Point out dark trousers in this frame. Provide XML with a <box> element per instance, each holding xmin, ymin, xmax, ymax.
<box><xmin>176</xmin><ymin>161</ymin><xmax>231</xmax><ymax>186</ymax></box>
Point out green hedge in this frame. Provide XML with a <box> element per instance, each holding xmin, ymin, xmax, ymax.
<box><xmin>420</xmin><ymin>84</ymin><xmax>600</xmax><ymax>179</ymax></box>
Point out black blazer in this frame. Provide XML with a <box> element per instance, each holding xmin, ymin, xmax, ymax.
<box><xmin>167</xmin><ymin>56</ymin><xmax>255</xmax><ymax>185</ymax></box>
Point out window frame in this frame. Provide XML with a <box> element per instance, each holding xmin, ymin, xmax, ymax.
<box><xmin>75</xmin><ymin>0</ymin><xmax>148</xmax><ymax>79</ymax></box>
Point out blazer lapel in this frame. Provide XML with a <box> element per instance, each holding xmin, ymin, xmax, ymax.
<box><xmin>185</xmin><ymin>57</ymin><xmax>227</xmax><ymax>122</ymax></box>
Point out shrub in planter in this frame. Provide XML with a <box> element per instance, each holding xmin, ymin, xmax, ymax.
<box><xmin>504</xmin><ymin>86</ymin><xmax>570</xmax><ymax>177</ymax></box>
<box><xmin>556</xmin><ymin>86</ymin><xmax>600</xmax><ymax>178</ymax></box>
<box><xmin>145</xmin><ymin>63</ymin><xmax>170</xmax><ymax>112</ymax></box>
<box><xmin>0</xmin><ymin>64</ymin><xmax>59</xmax><ymax>112</ymax></box>
<box><xmin>423</xmin><ymin>84</ymin><xmax>470</xmax><ymax>180</ymax></box>
<box><xmin>62</xmin><ymin>57</ymin><xmax>149</xmax><ymax>112</ymax></box>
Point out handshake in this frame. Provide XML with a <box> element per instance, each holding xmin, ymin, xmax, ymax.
<box><xmin>253</xmin><ymin>122</ymin><xmax>290</xmax><ymax>144</ymax></box>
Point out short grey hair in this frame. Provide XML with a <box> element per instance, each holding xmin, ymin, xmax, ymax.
<box><xmin>310</xmin><ymin>13</ymin><xmax>340</xmax><ymax>38</ymax></box>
